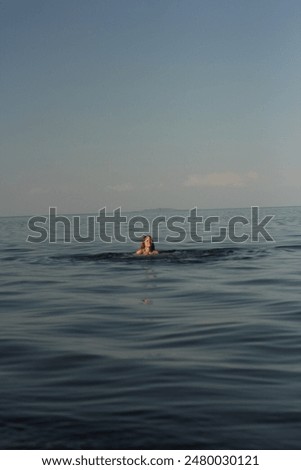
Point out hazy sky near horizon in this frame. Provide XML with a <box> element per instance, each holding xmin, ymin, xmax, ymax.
<box><xmin>1</xmin><ymin>0</ymin><xmax>301</xmax><ymax>215</ymax></box>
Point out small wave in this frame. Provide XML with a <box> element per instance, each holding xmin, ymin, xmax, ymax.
<box><xmin>276</xmin><ymin>244</ymin><xmax>301</xmax><ymax>251</ymax></box>
<box><xmin>51</xmin><ymin>246</ymin><xmax>268</xmax><ymax>264</ymax></box>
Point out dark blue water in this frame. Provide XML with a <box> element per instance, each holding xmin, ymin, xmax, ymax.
<box><xmin>1</xmin><ymin>207</ymin><xmax>301</xmax><ymax>449</ymax></box>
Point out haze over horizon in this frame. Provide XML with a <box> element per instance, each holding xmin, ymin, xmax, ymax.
<box><xmin>1</xmin><ymin>0</ymin><xmax>301</xmax><ymax>216</ymax></box>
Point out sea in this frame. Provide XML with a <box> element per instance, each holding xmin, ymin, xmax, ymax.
<box><xmin>0</xmin><ymin>206</ymin><xmax>301</xmax><ymax>450</ymax></box>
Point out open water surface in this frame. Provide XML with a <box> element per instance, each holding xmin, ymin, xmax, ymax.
<box><xmin>0</xmin><ymin>206</ymin><xmax>301</xmax><ymax>449</ymax></box>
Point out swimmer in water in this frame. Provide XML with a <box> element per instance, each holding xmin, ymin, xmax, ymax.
<box><xmin>135</xmin><ymin>235</ymin><xmax>159</xmax><ymax>256</ymax></box>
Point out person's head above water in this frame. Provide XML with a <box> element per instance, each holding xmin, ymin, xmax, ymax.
<box><xmin>135</xmin><ymin>235</ymin><xmax>159</xmax><ymax>255</ymax></box>
<box><xmin>141</xmin><ymin>235</ymin><xmax>155</xmax><ymax>251</ymax></box>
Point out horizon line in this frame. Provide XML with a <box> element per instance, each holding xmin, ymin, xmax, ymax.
<box><xmin>1</xmin><ymin>204</ymin><xmax>300</xmax><ymax>218</ymax></box>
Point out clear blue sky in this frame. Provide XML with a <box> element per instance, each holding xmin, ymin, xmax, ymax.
<box><xmin>1</xmin><ymin>0</ymin><xmax>300</xmax><ymax>215</ymax></box>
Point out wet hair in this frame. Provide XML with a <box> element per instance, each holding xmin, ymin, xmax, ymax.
<box><xmin>140</xmin><ymin>235</ymin><xmax>155</xmax><ymax>252</ymax></box>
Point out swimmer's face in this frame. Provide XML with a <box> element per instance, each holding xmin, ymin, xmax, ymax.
<box><xmin>144</xmin><ymin>236</ymin><xmax>152</xmax><ymax>248</ymax></box>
